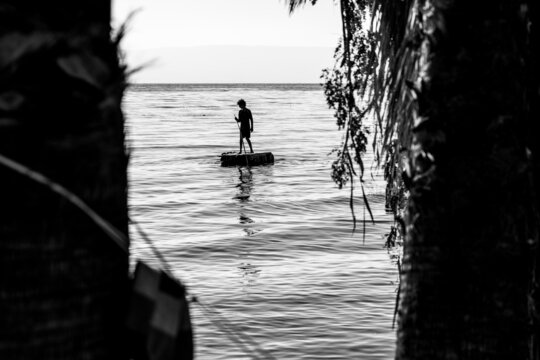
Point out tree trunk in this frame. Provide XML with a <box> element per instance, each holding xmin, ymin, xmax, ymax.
<box><xmin>396</xmin><ymin>0</ymin><xmax>537</xmax><ymax>359</ymax></box>
<box><xmin>0</xmin><ymin>1</ymin><xmax>128</xmax><ymax>358</ymax></box>
<box><xmin>527</xmin><ymin>2</ymin><xmax>540</xmax><ymax>359</ymax></box>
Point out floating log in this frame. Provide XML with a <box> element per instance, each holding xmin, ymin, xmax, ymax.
<box><xmin>220</xmin><ymin>152</ymin><xmax>274</xmax><ymax>166</ymax></box>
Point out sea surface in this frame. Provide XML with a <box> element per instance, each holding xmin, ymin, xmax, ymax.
<box><xmin>124</xmin><ymin>83</ymin><xmax>398</xmax><ymax>359</ymax></box>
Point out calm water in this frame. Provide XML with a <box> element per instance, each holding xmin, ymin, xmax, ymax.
<box><xmin>124</xmin><ymin>84</ymin><xmax>397</xmax><ymax>359</ymax></box>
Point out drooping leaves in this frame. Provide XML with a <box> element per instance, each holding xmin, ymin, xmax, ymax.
<box><xmin>288</xmin><ymin>0</ymin><xmax>416</xmax><ymax>228</ymax></box>
<box><xmin>286</xmin><ymin>0</ymin><xmax>319</xmax><ymax>13</ymax></box>
<box><xmin>320</xmin><ymin>0</ymin><xmax>376</xmax><ymax>227</ymax></box>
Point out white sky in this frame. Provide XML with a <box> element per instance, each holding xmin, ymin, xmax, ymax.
<box><xmin>112</xmin><ymin>0</ymin><xmax>342</xmax><ymax>83</ymax></box>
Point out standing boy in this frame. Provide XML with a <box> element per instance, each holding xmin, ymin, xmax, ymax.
<box><xmin>235</xmin><ymin>99</ymin><xmax>254</xmax><ymax>154</ymax></box>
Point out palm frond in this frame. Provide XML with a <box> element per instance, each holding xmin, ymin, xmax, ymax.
<box><xmin>285</xmin><ymin>0</ymin><xmax>319</xmax><ymax>14</ymax></box>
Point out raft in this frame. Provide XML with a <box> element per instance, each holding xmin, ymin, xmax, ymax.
<box><xmin>220</xmin><ymin>152</ymin><xmax>274</xmax><ymax>167</ymax></box>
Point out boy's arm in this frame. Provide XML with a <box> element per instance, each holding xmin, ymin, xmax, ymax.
<box><xmin>250</xmin><ymin>111</ymin><xmax>254</xmax><ymax>131</ymax></box>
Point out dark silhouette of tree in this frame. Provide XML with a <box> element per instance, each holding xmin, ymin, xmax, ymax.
<box><xmin>0</xmin><ymin>1</ymin><xmax>128</xmax><ymax>358</ymax></box>
<box><xmin>392</xmin><ymin>2</ymin><xmax>539</xmax><ymax>359</ymax></box>
<box><xmin>289</xmin><ymin>0</ymin><xmax>540</xmax><ymax>358</ymax></box>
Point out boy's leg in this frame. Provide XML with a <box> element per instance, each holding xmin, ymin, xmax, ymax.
<box><xmin>246</xmin><ymin>138</ymin><xmax>254</xmax><ymax>153</ymax></box>
<box><xmin>239</xmin><ymin>136</ymin><xmax>243</xmax><ymax>154</ymax></box>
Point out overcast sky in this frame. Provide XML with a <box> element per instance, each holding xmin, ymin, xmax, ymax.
<box><xmin>112</xmin><ymin>0</ymin><xmax>342</xmax><ymax>83</ymax></box>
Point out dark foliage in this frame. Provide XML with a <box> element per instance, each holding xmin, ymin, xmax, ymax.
<box><xmin>0</xmin><ymin>2</ymin><xmax>129</xmax><ymax>358</ymax></box>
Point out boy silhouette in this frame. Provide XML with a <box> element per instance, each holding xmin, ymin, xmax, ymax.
<box><xmin>234</xmin><ymin>99</ymin><xmax>254</xmax><ymax>153</ymax></box>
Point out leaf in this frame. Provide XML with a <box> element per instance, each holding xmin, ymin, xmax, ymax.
<box><xmin>361</xmin><ymin>183</ymin><xmax>375</xmax><ymax>224</ymax></box>
<box><xmin>57</xmin><ymin>52</ymin><xmax>109</xmax><ymax>88</ymax></box>
<box><xmin>0</xmin><ymin>118</ymin><xmax>19</xmax><ymax>127</ymax></box>
<box><xmin>0</xmin><ymin>33</ymin><xmax>55</xmax><ymax>69</ymax></box>
<box><xmin>0</xmin><ymin>91</ymin><xmax>24</xmax><ymax>112</ymax></box>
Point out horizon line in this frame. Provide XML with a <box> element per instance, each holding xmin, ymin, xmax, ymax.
<box><xmin>128</xmin><ymin>82</ymin><xmax>324</xmax><ymax>85</ymax></box>
<box><xmin>125</xmin><ymin>44</ymin><xmax>336</xmax><ymax>50</ymax></box>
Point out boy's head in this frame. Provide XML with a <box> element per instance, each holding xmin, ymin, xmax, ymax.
<box><xmin>237</xmin><ymin>99</ymin><xmax>246</xmax><ymax>108</ymax></box>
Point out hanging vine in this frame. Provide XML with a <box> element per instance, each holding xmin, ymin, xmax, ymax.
<box><xmin>288</xmin><ymin>0</ymin><xmax>415</xmax><ymax>233</ymax></box>
<box><xmin>320</xmin><ymin>0</ymin><xmax>376</xmax><ymax>229</ymax></box>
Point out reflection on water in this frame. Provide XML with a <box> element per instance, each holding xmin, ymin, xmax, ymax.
<box><xmin>239</xmin><ymin>214</ymin><xmax>254</xmax><ymax>224</ymax></box>
<box><xmin>238</xmin><ymin>262</ymin><xmax>261</xmax><ymax>289</ymax></box>
<box><xmin>235</xmin><ymin>166</ymin><xmax>262</xmax><ymax>290</ymax></box>
<box><xmin>235</xmin><ymin>166</ymin><xmax>253</xmax><ymax>201</ymax></box>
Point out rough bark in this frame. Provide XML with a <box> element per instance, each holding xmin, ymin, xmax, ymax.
<box><xmin>0</xmin><ymin>1</ymin><xmax>128</xmax><ymax>358</ymax></box>
<box><xmin>527</xmin><ymin>1</ymin><xmax>540</xmax><ymax>358</ymax></box>
<box><xmin>396</xmin><ymin>1</ymin><xmax>536</xmax><ymax>359</ymax></box>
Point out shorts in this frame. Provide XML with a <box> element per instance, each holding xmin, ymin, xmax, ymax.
<box><xmin>241</xmin><ymin>126</ymin><xmax>251</xmax><ymax>139</ymax></box>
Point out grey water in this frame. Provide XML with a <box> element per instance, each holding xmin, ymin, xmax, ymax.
<box><xmin>125</xmin><ymin>83</ymin><xmax>398</xmax><ymax>359</ymax></box>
